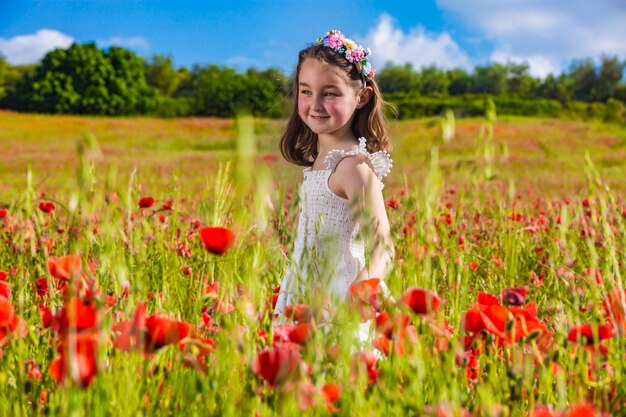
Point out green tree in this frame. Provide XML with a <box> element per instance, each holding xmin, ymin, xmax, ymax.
<box><xmin>144</xmin><ymin>55</ymin><xmax>182</xmax><ymax>96</ymax></box>
<box><xmin>534</xmin><ymin>74</ymin><xmax>572</xmax><ymax>104</ymax></box>
<box><xmin>419</xmin><ymin>66</ymin><xmax>449</xmax><ymax>95</ymax></box>
<box><xmin>7</xmin><ymin>43</ymin><xmax>157</xmax><ymax>114</ymax></box>
<box><xmin>570</xmin><ymin>59</ymin><xmax>597</xmax><ymax>101</ymax></box>
<box><xmin>506</xmin><ymin>62</ymin><xmax>536</xmax><ymax>97</ymax></box>
<box><xmin>377</xmin><ymin>63</ymin><xmax>419</xmax><ymax>94</ymax></box>
<box><xmin>471</xmin><ymin>64</ymin><xmax>508</xmax><ymax>94</ymax></box>
<box><xmin>595</xmin><ymin>55</ymin><xmax>625</xmax><ymax>101</ymax></box>
<box><xmin>192</xmin><ymin>65</ymin><xmax>281</xmax><ymax>117</ymax></box>
<box><xmin>447</xmin><ymin>68</ymin><xmax>470</xmax><ymax>95</ymax></box>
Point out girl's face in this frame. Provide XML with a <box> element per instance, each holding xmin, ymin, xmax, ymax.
<box><xmin>297</xmin><ymin>59</ymin><xmax>363</xmax><ymax>139</ymax></box>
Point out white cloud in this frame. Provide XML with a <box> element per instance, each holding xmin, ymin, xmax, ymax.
<box><xmin>0</xmin><ymin>29</ymin><xmax>73</xmax><ymax>65</ymax></box>
<box><xmin>360</xmin><ymin>14</ymin><xmax>472</xmax><ymax>70</ymax></box>
<box><xmin>437</xmin><ymin>0</ymin><xmax>626</xmax><ymax>77</ymax></box>
<box><xmin>98</xmin><ymin>36</ymin><xmax>149</xmax><ymax>49</ymax></box>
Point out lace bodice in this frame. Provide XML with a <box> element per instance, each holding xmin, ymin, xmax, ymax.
<box><xmin>274</xmin><ymin>137</ymin><xmax>392</xmax><ymax>321</ymax></box>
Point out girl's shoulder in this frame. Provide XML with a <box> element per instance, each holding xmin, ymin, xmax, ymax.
<box><xmin>324</xmin><ymin>137</ymin><xmax>392</xmax><ymax>181</ymax></box>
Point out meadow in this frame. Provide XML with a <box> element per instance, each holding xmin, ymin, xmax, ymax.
<box><xmin>0</xmin><ymin>109</ymin><xmax>625</xmax><ymax>416</ymax></box>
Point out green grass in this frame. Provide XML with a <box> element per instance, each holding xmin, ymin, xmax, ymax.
<box><xmin>0</xmin><ymin>111</ymin><xmax>625</xmax><ymax>416</ymax></box>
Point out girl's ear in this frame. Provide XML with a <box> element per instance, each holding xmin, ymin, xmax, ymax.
<box><xmin>356</xmin><ymin>86</ymin><xmax>373</xmax><ymax>109</ymax></box>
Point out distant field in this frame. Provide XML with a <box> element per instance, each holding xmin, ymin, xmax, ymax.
<box><xmin>1</xmin><ymin>110</ymin><xmax>625</xmax><ymax>200</ymax></box>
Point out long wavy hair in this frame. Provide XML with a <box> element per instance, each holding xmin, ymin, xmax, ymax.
<box><xmin>280</xmin><ymin>44</ymin><xmax>393</xmax><ymax>167</ymax></box>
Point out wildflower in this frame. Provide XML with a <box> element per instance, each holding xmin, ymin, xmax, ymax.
<box><xmin>0</xmin><ymin>281</ymin><xmax>9</xmax><ymax>299</ymax></box>
<box><xmin>111</xmin><ymin>301</ymin><xmax>195</xmax><ymax>353</ymax></box>
<box><xmin>321</xmin><ymin>383</ymin><xmax>342</xmax><ymax>412</ymax></box>
<box><xmin>38</xmin><ymin>201</ymin><xmax>55</xmax><ymax>214</ymax></box>
<box><xmin>500</xmin><ymin>287</ymin><xmax>528</xmax><ymax>306</ymax></box>
<box><xmin>49</xmin><ymin>332</ymin><xmax>98</xmax><ymax>387</ymax></box>
<box><xmin>603</xmin><ymin>288</ymin><xmax>626</xmax><ymax>334</ymax></box>
<box><xmin>348</xmin><ymin>278</ymin><xmax>384</xmax><ymax>320</ymax></box>
<box><xmin>199</xmin><ymin>226</ymin><xmax>235</xmax><ymax>255</ymax></box>
<box><xmin>138</xmin><ymin>197</ymin><xmax>155</xmax><ymax>208</ymax></box>
<box><xmin>386</xmin><ymin>196</ymin><xmax>400</xmax><ymax>210</ymax></box>
<box><xmin>252</xmin><ymin>345</ymin><xmax>302</xmax><ymax>386</ymax></box>
<box><xmin>350</xmin><ymin>350</ymin><xmax>379</xmax><ymax>384</ymax></box>
<box><xmin>1</xmin><ymin>296</ymin><xmax>27</xmax><ymax>345</ymax></box>
<box><xmin>105</xmin><ymin>192</ymin><xmax>119</xmax><ymax>204</ymax></box>
<box><xmin>273</xmin><ymin>322</ymin><xmax>315</xmax><ymax>345</ymax></box>
<box><xmin>399</xmin><ymin>287</ymin><xmax>441</xmax><ymax>315</ymax></box>
<box><xmin>51</xmin><ymin>297</ymin><xmax>98</xmax><ymax>336</ymax></box>
<box><xmin>567</xmin><ymin>322</ymin><xmax>613</xmax><ymax>356</ymax></box>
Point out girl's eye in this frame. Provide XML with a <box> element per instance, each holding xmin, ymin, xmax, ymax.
<box><xmin>300</xmin><ymin>90</ymin><xmax>312</xmax><ymax>96</ymax></box>
<box><xmin>324</xmin><ymin>92</ymin><xmax>339</xmax><ymax>97</ymax></box>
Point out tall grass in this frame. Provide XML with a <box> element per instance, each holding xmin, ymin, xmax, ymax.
<box><xmin>0</xmin><ymin>109</ymin><xmax>624</xmax><ymax>416</ymax></box>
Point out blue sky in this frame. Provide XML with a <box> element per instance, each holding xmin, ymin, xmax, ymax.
<box><xmin>1</xmin><ymin>0</ymin><xmax>625</xmax><ymax>78</ymax></box>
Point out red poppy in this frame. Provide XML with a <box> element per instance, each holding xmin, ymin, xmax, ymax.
<box><xmin>399</xmin><ymin>287</ymin><xmax>441</xmax><ymax>315</ymax></box>
<box><xmin>105</xmin><ymin>192</ymin><xmax>119</xmax><ymax>204</ymax></box>
<box><xmin>252</xmin><ymin>346</ymin><xmax>301</xmax><ymax>386</ymax></box>
<box><xmin>111</xmin><ymin>302</ymin><xmax>195</xmax><ymax>353</ymax></box>
<box><xmin>531</xmin><ymin>406</ymin><xmax>558</xmax><ymax>417</ymax></box>
<box><xmin>199</xmin><ymin>226</ymin><xmax>235</xmax><ymax>255</ymax></box>
<box><xmin>35</xmin><ymin>277</ymin><xmax>49</xmax><ymax>297</ymax></box>
<box><xmin>0</xmin><ymin>297</ymin><xmax>26</xmax><ymax>345</ymax></box>
<box><xmin>38</xmin><ymin>201</ymin><xmax>55</xmax><ymax>213</ymax></box>
<box><xmin>146</xmin><ymin>314</ymin><xmax>193</xmax><ymax>349</ymax></box>
<box><xmin>39</xmin><ymin>303</ymin><xmax>52</xmax><ymax>328</ymax></box>
<box><xmin>273</xmin><ymin>322</ymin><xmax>314</xmax><ymax>346</ymax></box>
<box><xmin>603</xmin><ymin>288</ymin><xmax>626</xmax><ymax>333</ymax></box>
<box><xmin>0</xmin><ymin>208</ymin><xmax>7</xmax><ymax>218</ymax></box>
<box><xmin>0</xmin><ymin>296</ymin><xmax>16</xmax><ymax>338</ymax></box>
<box><xmin>0</xmin><ymin>281</ymin><xmax>10</xmax><ymax>299</ymax></box>
<box><xmin>564</xmin><ymin>403</ymin><xmax>599</xmax><ymax>417</ymax></box>
<box><xmin>386</xmin><ymin>196</ymin><xmax>400</xmax><ymax>210</ymax></box>
<box><xmin>350</xmin><ymin>350</ymin><xmax>379</xmax><ymax>384</ymax></box>
<box><xmin>500</xmin><ymin>287</ymin><xmax>528</xmax><ymax>306</ymax></box>
<box><xmin>51</xmin><ymin>297</ymin><xmax>98</xmax><ymax>336</ymax></box>
<box><xmin>138</xmin><ymin>197</ymin><xmax>155</xmax><ymax>208</ymax></box>
<box><xmin>321</xmin><ymin>383</ymin><xmax>342</xmax><ymax>411</ymax></box>
<box><xmin>348</xmin><ymin>278</ymin><xmax>386</xmax><ymax>321</ymax></box>
<box><xmin>272</xmin><ymin>285</ymin><xmax>281</xmax><ymax>310</ymax></box>
<box><xmin>47</xmin><ymin>255</ymin><xmax>83</xmax><ymax>281</ymax></box>
<box><xmin>567</xmin><ymin>323</ymin><xmax>614</xmax><ymax>345</ymax></box>
<box><xmin>284</xmin><ymin>304</ymin><xmax>313</xmax><ymax>323</ymax></box>
<box><xmin>373</xmin><ymin>311</ymin><xmax>416</xmax><ymax>356</ymax></box>
<box><xmin>49</xmin><ymin>332</ymin><xmax>98</xmax><ymax>387</ymax></box>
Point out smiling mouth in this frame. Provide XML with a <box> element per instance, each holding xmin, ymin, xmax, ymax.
<box><xmin>310</xmin><ymin>115</ymin><xmax>329</xmax><ymax>120</ymax></box>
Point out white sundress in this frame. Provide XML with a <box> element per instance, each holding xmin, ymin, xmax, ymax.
<box><xmin>273</xmin><ymin>137</ymin><xmax>393</xmax><ymax>326</ymax></box>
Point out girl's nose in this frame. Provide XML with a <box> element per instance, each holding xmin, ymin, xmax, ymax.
<box><xmin>312</xmin><ymin>95</ymin><xmax>324</xmax><ymax>111</ymax></box>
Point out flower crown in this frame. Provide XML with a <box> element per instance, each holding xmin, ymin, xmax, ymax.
<box><xmin>317</xmin><ymin>30</ymin><xmax>375</xmax><ymax>80</ymax></box>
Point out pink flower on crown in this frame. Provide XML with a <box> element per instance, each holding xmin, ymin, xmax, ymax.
<box><xmin>350</xmin><ymin>49</ymin><xmax>365</xmax><ymax>63</ymax></box>
<box><xmin>327</xmin><ymin>34</ymin><xmax>344</xmax><ymax>49</ymax></box>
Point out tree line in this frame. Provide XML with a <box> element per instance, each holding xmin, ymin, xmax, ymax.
<box><xmin>0</xmin><ymin>42</ymin><xmax>625</xmax><ymax>121</ymax></box>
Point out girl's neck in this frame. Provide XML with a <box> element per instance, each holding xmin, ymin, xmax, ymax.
<box><xmin>311</xmin><ymin>134</ymin><xmax>359</xmax><ymax>170</ymax></box>
<box><xmin>317</xmin><ymin>133</ymin><xmax>358</xmax><ymax>155</ymax></box>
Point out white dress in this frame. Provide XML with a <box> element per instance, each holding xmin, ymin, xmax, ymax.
<box><xmin>274</xmin><ymin>137</ymin><xmax>392</xmax><ymax>324</ymax></box>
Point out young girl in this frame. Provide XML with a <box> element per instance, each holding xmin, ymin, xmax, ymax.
<box><xmin>274</xmin><ymin>30</ymin><xmax>394</xmax><ymax>329</ymax></box>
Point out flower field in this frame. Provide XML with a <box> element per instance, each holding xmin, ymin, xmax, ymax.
<box><xmin>0</xmin><ymin>110</ymin><xmax>625</xmax><ymax>416</ymax></box>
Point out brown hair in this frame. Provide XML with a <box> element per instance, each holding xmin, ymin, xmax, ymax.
<box><xmin>280</xmin><ymin>44</ymin><xmax>393</xmax><ymax>167</ymax></box>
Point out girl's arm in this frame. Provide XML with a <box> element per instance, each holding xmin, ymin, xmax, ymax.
<box><xmin>333</xmin><ymin>155</ymin><xmax>395</xmax><ymax>285</ymax></box>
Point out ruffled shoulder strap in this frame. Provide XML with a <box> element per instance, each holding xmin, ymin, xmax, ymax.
<box><xmin>324</xmin><ymin>137</ymin><xmax>392</xmax><ymax>181</ymax></box>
